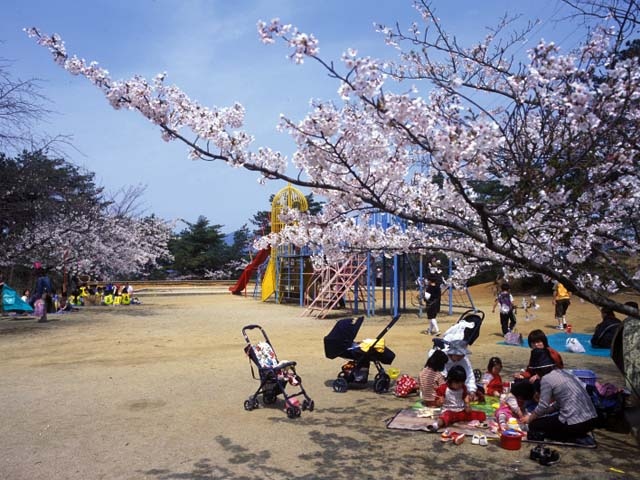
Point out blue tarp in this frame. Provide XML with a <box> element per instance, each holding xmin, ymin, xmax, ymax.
<box><xmin>499</xmin><ymin>332</ymin><xmax>610</xmax><ymax>358</ymax></box>
<box><xmin>1</xmin><ymin>284</ymin><xmax>33</xmax><ymax>312</ymax></box>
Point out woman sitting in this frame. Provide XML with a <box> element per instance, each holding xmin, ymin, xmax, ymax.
<box><xmin>514</xmin><ymin>329</ymin><xmax>563</xmax><ymax>383</ymax></box>
<box><xmin>521</xmin><ymin>349</ymin><xmax>598</xmax><ymax>442</ymax></box>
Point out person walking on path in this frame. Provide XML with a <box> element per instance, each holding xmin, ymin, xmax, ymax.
<box><xmin>492</xmin><ymin>283</ymin><xmax>517</xmax><ymax>335</ymax></box>
<box><xmin>553</xmin><ymin>281</ymin><xmax>571</xmax><ymax>330</ymax></box>
<box><xmin>31</xmin><ymin>265</ymin><xmax>53</xmax><ymax>314</ymax></box>
<box><xmin>423</xmin><ymin>275</ymin><xmax>442</xmax><ymax>336</ymax></box>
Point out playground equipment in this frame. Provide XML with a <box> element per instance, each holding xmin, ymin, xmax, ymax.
<box><xmin>231</xmin><ymin>189</ymin><xmax>474</xmax><ymax>318</ymax></box>
<box><xmin>229</xmin><ymin>248</ymin><xmax>270</xmax><ymax>295</ymax></box>
<box><xmin>231</xmin><ymin>185</ymin><xmax>313</xmax><ymax>304</ymax></box>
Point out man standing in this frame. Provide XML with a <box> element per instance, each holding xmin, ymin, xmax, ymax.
<box><xmin>553</xmin><ymin>282</ymin><xmax>571</xmax><ymax>330</ymax></box>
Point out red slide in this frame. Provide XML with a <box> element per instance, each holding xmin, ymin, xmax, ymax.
<box><xmin>229</xmin><ymin>248</ymin><xmax>270</xmax><ymax>295</ymax></box>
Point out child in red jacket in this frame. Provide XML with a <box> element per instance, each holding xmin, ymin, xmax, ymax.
<box><xmin>481</xmin><ymin>356</ymin><xmax>504</xmax><ymax>396</ymax></box>
<box><xmin>427</xmin><ymin>365</ymin><xmax>486</xmax><ymax>436</ymax></box>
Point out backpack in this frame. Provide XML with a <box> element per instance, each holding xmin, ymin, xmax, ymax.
<box><xmin>498</xmin><ymin>292</ymin><xmax>513</xmax><ymax>313</ymax></box>
<box><xmin>585</xmin><ymin>384</ymin><xmax>624</xmax><ymax>428</ymax></box>
<box><xmin>394</xmin><ymin>374</ymin><xmax>418</xmax><ymax>397</ymax></box>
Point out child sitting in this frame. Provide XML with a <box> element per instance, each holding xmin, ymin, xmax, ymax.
<box><xmin>481</xmin><ymin>356</ymin><xmax>504</xmax><ymax>397</ymax></box>
<box><xmin>427</xmin><ymin>365</ymin><xmax>487</xmax><ymax>435</ymax></box>
<box><xmin>495</xmin><ymin>381</ymin><xmax>537</xmax><ymax>431</ymax></box>
<box><xmin>419</xmin><ymin>349</ymin><xmax>448</xmax><ymax>406</ymax></box>
<box><xmin>442</xmin><ymin>340</ymin><xmax>479</xmax><ymax>401</ymax></box>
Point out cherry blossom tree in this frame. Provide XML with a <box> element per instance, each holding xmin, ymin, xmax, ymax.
<box><xmin>26</xmin><ymin>0</ymin><xmax>640</xmax><ymax>315</ymax></box>
<box><xmin>0</xmin><ymin>151</ymin><xmax>173</xmax><ymax>280</ymax></box>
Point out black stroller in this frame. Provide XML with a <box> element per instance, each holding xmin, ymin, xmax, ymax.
<box><xmin>432</xmin><ymin>309</ymin><xmax>485</xmax><ymax>351</ymax></box>
<box><xmin>324</xmin><ymin>315</ymin><xmax>400</xmax><ymax>394</ymax></box>
<box><xmin>242</xmin><ymin>324</ymin><xmax>314</xmax><ymax>418</ymax></box>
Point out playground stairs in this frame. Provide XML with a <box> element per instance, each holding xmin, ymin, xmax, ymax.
<box><xmin>302</xmin><ymin>254</ymin><xmax>368</xmax><ymax>319</ymax></box>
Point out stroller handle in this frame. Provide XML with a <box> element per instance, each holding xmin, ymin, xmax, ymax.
<box><xmin>243</xmin><ymin>324</ymin><xmax>262</xmax><ymax>331</ymax></box>
<box><xmin>368</xmin><ymin>314</ymin><xmax>401</xmax><ymax>350</ymax></box>
<box><xmin>242</xmin><ymin>324</ymin><xmax>270</xmax><ymax>344</ymax></box>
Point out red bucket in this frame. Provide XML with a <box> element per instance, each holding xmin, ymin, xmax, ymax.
<box><xmin>500</xmin><ymin>430</ymin><xmax>523</xmax><ymax>450</ymax></box>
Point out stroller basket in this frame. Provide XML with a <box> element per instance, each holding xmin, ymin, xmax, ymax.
<box><xmin>324</xmin><ymin>315</ymin><xmax>399</xmax><ymax>394</ymax></box>
<box><xmin>242</xmin><ymin>324</ymin><xmax>314</xmax><ymax>418</ymax></box>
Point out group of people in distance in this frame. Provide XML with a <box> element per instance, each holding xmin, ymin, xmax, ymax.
<box><xmin>419</xmin><ymin>329</ymin><xmax>599</xmax><ymax>444</ymax></box>
<box><xmin>19</xmin><ymin>264</ymin><xmax>139</xmax><ymax>323</ymax></box>
<box><xmin>492</xmin><ymin>280</ymin><xmax>631</xmax><ymax>350</ymax></box>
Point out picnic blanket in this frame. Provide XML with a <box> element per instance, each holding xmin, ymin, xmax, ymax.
<box><xmin>499</xmin><ymin>332</ymin><xmax>610</xmax><ymax>358</ymax></box>
<box><xmin>385</xmin><ymin>408</ymin><xmax>500</xmax><ymax>439</ymax></box>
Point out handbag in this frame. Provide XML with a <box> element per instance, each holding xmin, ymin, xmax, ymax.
<box><xmin>394</xmin><ymin>374</ymin><xmax>418</xmax><ymax>397</ymax></box>
<box><xmin>504</xmin><ymin>330</ymin><xmax>523</xmax><ymax>345</ymax></box>
<box><xmin>566</xmin><ymin>337</ymin><xmax>586</xmax><ymax>353</ymax></box>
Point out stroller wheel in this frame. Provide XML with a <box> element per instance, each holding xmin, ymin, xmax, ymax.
<box><xmin>333</xmin><ymin>378</ymin><xmax>348</xmax><ymax>393</ymax></box>
<box><xmin>373</xmin><ymin>374</ymin><xmax>390</xmax><ymax>394</ymax></box>
<box><xmin>244</xmin><ymin>399</ymin><xmax>255</xmax><ymax>411</ymax></box>
<box><xmin>286</xmin><ymin>406</ymin><xmax>301</xmax><ymax>419</ymax></box>
<box><xmin>302</xmin><ymin>399</ymin><xmax>315</xmax><ymax>412</ymax></box>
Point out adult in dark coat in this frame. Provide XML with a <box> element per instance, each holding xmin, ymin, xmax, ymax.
<box><xmin>591</xmin><ymin>307</ymin><xmax>622</xmax><ymax>349</ymax></box>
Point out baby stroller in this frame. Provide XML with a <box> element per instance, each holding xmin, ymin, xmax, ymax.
<box><xmin>242</xmin><ymin>324</ymin><xmax>314</xmax><ymax>419</ymax></box>
<box><xmin>324</xmin><ymin>315</ymin><xmax>399</xmax><ymax>393</ymax></box>
<box><xmin>432</xmin><ymin>309</ymin><xmax>485</xmax><ymax>352</ymax></box>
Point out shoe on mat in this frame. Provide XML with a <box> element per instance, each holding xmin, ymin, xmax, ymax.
<box><xmin>472</xmin><ymin>434</ymin><xmax>480</xmax><ymax>445</ymax></box>
<box><xmin>453</xmin><ymin>433</ymin><xmax>465</xmax><ymax>445</ymax></box>
<box><xmin>574</xmin><ymin>435</ymin><xmax>596</xmax><ymax>447</ymax></box>
<box><xmin>479</xmin><ymin>435</ymin><xmax>488</xmax><ymax>446</ymax></box>
<box><xmin>426</xmin><ymin>422</ymin><xmax>439</xmax><ymax>432</ymax></box>
<box><xmin>440</xmin><ymin>430</ymin><xmax>453</xmax><ymax>442</ymax></box>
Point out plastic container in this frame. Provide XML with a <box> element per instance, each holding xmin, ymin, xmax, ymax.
<box><xmin>500</xmin><ymin>430</ymin><xmax>523</xmax><ymax>450</ymax></box>
<box><xmin>387</xmin><ymin>367</ymin><xmax>400</xmax><ymax>380</ymax></box>
<box><xmin>573</xmin><ymin>369</ymin><xmax>596</xmax><ymax>386</ymax></box>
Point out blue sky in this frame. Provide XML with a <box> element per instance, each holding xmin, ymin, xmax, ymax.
<box><xmin>4</xmin><ymin>0</ymin><xmax>584</xmax><ymax>233</ymax></box>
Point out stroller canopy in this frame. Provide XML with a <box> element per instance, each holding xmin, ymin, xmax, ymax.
<box><xmin>324</xmin><ymin>317</ymin><xmax>365</xmax><ymax>359</ymax></box>
<box><xmin>2</xmin><ymin>284</ymin><xmax>33</xmax><ymax>312</ymax></box>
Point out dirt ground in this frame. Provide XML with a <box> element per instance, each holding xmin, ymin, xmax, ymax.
<box><xmin>0</xmin><ymin>283</ymin><xmax>638</xmax><ymax>480</ymax></box>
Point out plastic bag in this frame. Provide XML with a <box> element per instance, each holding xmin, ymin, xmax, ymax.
<box><xmin>565</xmin><ymin>337</ymin><xmax>586</xmax><ymax>353</ymax></box>
<box><xmin>504</xmin><ymin>331</ymin><xmax>523</xmax><ymax>346</ymax></box>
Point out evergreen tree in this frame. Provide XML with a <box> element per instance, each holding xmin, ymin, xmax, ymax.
<box><xmin>169</xmin><ymin>216</ymin><xmax>228</xmax><ymax>276</ymax></box>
